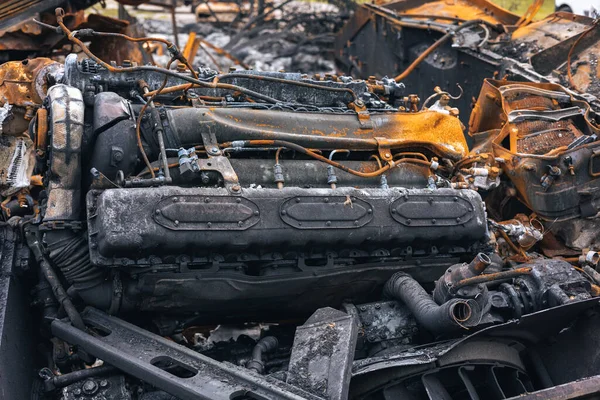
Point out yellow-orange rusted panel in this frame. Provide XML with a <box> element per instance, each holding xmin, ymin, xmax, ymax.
<box><xmin>0</xmin><ymin>58</ymin><xmax>60</xmax><ymax>107</ymax></box>
<box><xmin>209</xmin><ymin>107</ymin><xmax>468</xmax><ymax>160</ymax></box>
<box><xmin>393</xmin><ymin>0</ymin><xmax>519</xmax><ymax>26</ymax></box>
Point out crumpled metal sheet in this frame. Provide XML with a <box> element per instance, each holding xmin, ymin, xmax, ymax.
<box><xmin>0</xmin><ymin>135</ymin><xmax>34</xmax><ymax>197</ymax></box>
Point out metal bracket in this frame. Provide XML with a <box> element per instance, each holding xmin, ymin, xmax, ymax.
<box><xmin>51</xmin><ymin>308</ymin><xmax>324</xmax><ymax>400</ymax></box>
<box><xmin>356</xmin><ymin>110</ymin><xmax>372</xmax><ymax>129</ymax></box>
<box><xmin>198</xmin><ymin>124</ymin><xmax>241</xmax><ymax>193</ymax></box>
<box><xmin>200</xmin><ymin>124</ymin><xmax>221</xmax><ymax>156</ymax></box>
<box><xmin>350</xmin><ymin>101</ymin><xmax>373</xmax><ymax>129</ymax></box>
<box><xmin>375</xmin><ymin>137</ymin><xmax>393</xmax><ymax>164</ymax></box>
<box><xmin>196</xmin><ymin>156</ymin><xmax>241</xmax><ymax>193</ymax></box>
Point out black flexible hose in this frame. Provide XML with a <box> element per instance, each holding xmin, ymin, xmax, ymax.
<box><xmin>43</xmin><ymin>231</ymin><xmax>123</xmax><ymax>313</ymax></box>
<box><xmin>384</xmin><ymin>272</ymin><xmax>480</xmax><ymax>335</ymax></box>
<box><xmin>45</xmin><ymin>231</ymin><xmax>105</xmax><ymax>291</ymax></box>
<box><xmin>38</xmin><ymin>258</ymin><xmax>86</xmax><ymax>331</ymax></box>
<box><xmin>246</xmin><ymin>336</ymin><xmax>279</xmax><ymax>374</ymax></box>
<box><xmin>25</xmin><ymin>227</ymin><xmax>87</xmax><ymax>331</ymax></box>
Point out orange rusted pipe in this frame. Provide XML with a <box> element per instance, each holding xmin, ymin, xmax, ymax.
<box><xmin>395</xmin><ymin>20</ymin><xmax>484</xmax><ymax>83</ymax></box>
<box><xmin>516</xmin><ymin>0</ymin><xmax>544</xmax><ymax>27</ymax></box>
<box><xmin>241</xmin><ymin>139</ymin><xmax>432</xmax><ymax>178</ymax></box>
<box><xmin>450</xmin><ymin>267</ymin><xmax>533</xmax><ymax>294</ymax></box>
<box><xmin>395</xmin><ymin>32</ymin><xmax>453</xmax><ymax>82</ymax></box>
<box><xmin>36</xmin><ymin>108</ymin><xmax>48</xmax><ymax>151</ymax></box>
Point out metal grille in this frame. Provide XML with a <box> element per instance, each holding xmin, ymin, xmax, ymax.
<box><xmin>508</xmin><ymin>96</ymin><xmax>557</xmax><ymax>111</ymax></box>
<box><xmin>516</xmin><ymin>120</ymin><xmax>581</xmax><ymax>154</ymax></box>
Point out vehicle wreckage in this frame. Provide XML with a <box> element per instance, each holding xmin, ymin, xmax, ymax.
<box><xmin>2</xmin><ymin>1</ymin><xmax>600</xmax><ymax>400</ymax></box>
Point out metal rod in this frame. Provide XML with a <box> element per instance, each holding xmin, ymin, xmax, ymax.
<box><xmin>170</xmin><ymin>0</ymin><xmax>179</xmax><ymax>48</ymax></box>
<box><xmin>141</xmin><ymin>85</ymin><xmax>172</xmax><ymax>182</ymax></box>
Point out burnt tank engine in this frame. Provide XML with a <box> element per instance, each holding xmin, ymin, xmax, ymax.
<box><xmin>30</xmin><ymin>54</ymin><xmax>488</xmax><ymax>319</ymax></box>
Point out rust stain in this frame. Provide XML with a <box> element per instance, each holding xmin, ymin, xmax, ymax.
<box><xmin>0</xmin><ymin>58</ymin><xmax>59</xmax><ymax>107</ymax></box>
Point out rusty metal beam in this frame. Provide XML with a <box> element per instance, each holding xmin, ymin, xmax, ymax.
<box><xmin>182</xmin><ymin>32</ymin><xmax>201</xmax><ymax>65</ymax></box>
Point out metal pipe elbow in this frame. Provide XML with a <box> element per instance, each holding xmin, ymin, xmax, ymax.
<box><xmin>384</xmin><ymin>272</ymin><xmax>481</xmax><ymax>335</ymax></box>
<box><xmin>247</xmin><ymin>336</ymin><xmax>279</xmax><ymax>374</ymax></box>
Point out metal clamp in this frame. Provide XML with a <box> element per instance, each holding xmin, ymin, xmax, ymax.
<box><xmin>375</xmin><ymin>137</ymin><xmax>394</xmax><ymax>164</ymax></box>
<box><xmin>199</xmin><ymin>124</ymin><xmax>222</xmax><ymax>156</ymax></box>
<box><xmin>198</xmin><ymin>123</ymin><xmax>241</xmax><ymax>193</ymax></box>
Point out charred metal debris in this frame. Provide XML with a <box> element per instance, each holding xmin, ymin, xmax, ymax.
<box><xmin>3</xmin><ymin>0</ymin><xmax>600</xmax><ymax>399</ymax></box>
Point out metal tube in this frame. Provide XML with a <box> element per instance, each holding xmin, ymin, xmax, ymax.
<box><xmin>394</xmin><ymin>20</ymin><xmax>484</xmax><ymax>82</ymax></box>
<box><xmin>450</xmin><ymin>267</ymin><xmax>533</xmax><ymax>295</ymax></box>
<box><xmin>141</xmin><ymin>86</ymin><xmax>172</xmax><ymax>182</ymax></box>
<box><xmin>467</xmin><ymin>253</ymin><xmax>492</xmax><ymax>275</ymax></box>
<box><xmin>170</xmin><ymin>0</ymin><xmax>179</xmax><ymax>48</ymax></box>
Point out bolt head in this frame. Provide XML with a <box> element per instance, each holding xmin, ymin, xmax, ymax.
<box><xmin>82</xmin><ymin>380</ymin><xmax>98</xmax><ymax>395</ymax></box>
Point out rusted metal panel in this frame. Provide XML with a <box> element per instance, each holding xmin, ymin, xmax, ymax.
<box><xmin>383</xmin><ymin>0</ymin><xmax>519</xmax><ymax>26</ymax></box>
<box><xmin>0</xmin><ymin>58</ymin><xmax>60</xmax><ymax>107</ymax></box>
